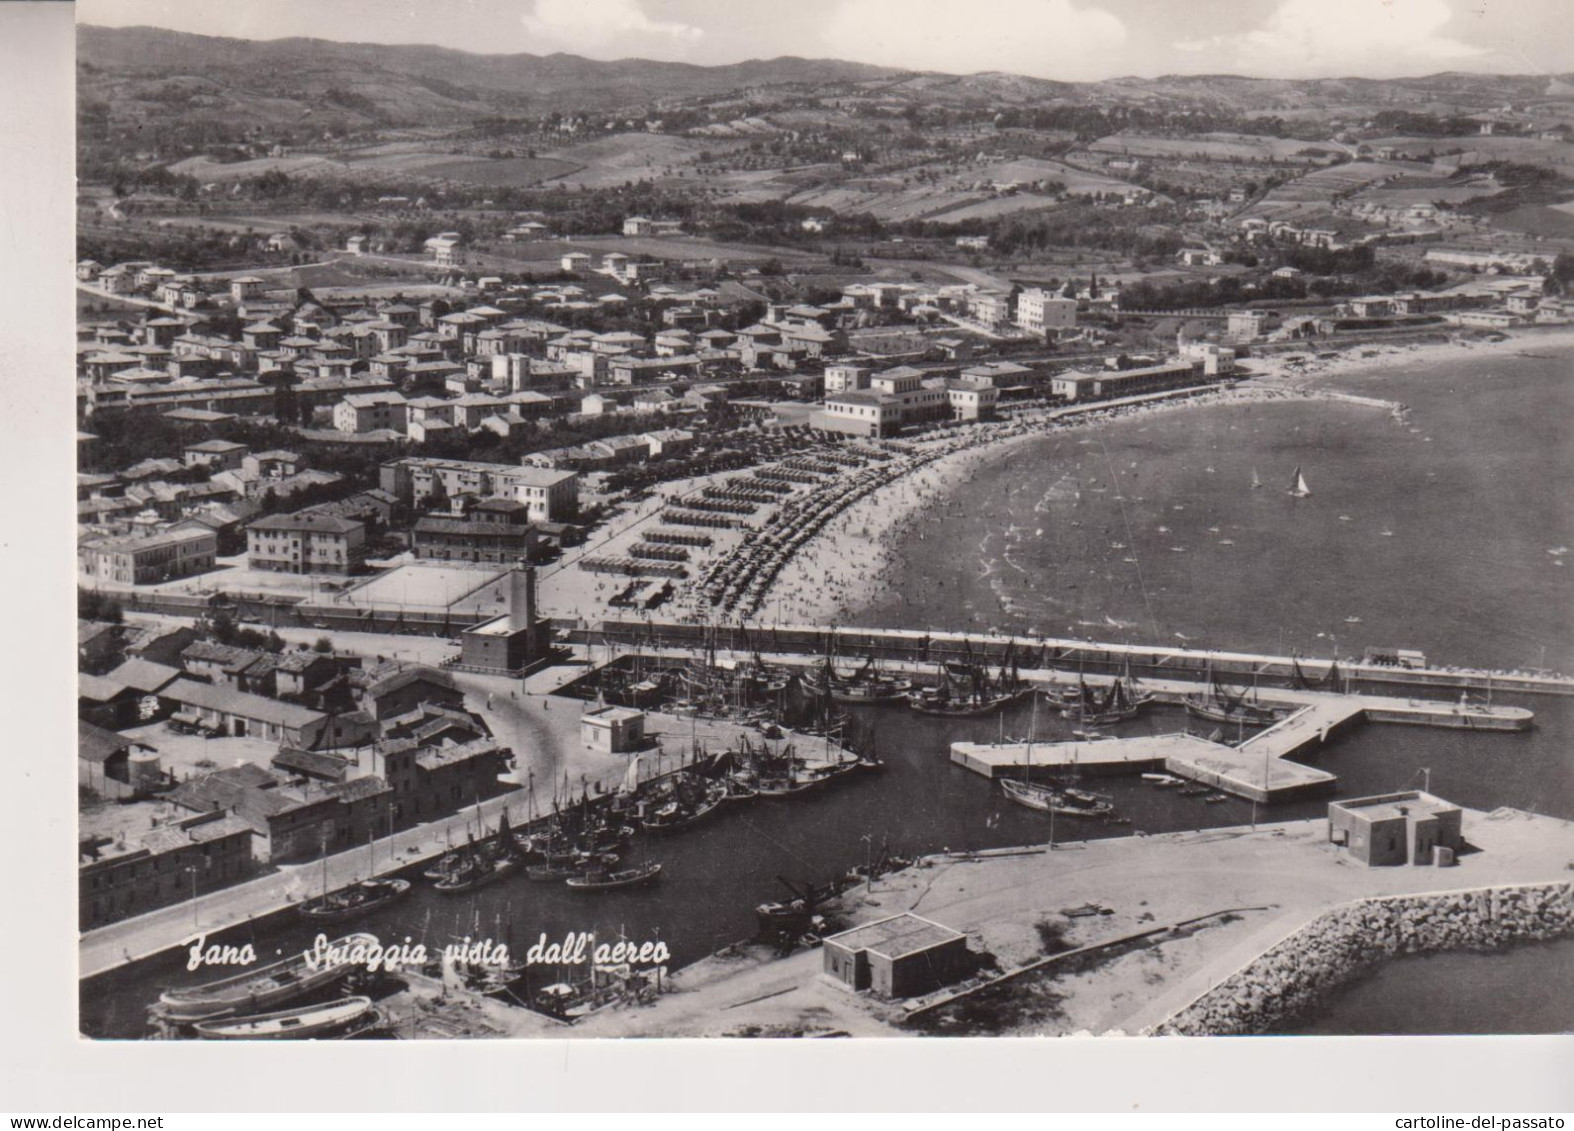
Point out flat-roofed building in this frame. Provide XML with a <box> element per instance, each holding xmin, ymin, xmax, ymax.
<box><xmin>823</xmin><ymin>363</ymin><xmax>870</xmax><ymax>395</ymax></box>
<box><xmin>1050</xmin><ymin>360</ymin><xmax>1203</xmax><ymax>402</ymax></box>
<box><xmin>413</xmin><ymin>499</ymin><xmax>539</xmax><ymax>565</ymax></box>
<box><xmin>946</xmin><ymin>381</ymin><xmax>999</xmax><ymax>421</ymax></box>
<box><xmin>816</xmin><ymin>391</ymin><xmax>902</xmax><ymax>438</ymax></box>
<box><xmin>1015</xmin><ymin>288</ymin><xmax>1078</xmax><ymax>336</ymax></box>
<box><xmin>822</xmin><ymin>912</ymin><xmax>971</xmax><ymax>998</ymax></box>
<box><xmin>581</xmin><ymin>706</ymin><xmax>645</xmax><ymax>754</ymax></box>
<box><xmin>1328</xmin><ymin>791</ymin><xmax>1463</xmax><ymax>867</ymax></box>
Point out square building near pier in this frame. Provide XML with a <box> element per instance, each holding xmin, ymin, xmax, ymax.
<box><xmin>1327</xmin><ymin>791</ymin><xmax>1463</xmax><ymax>866</ymax></box>
<box><xmin>823</xmin><ymin>912</ymin><xmax>970</xmax><ymax>999</ymax></box>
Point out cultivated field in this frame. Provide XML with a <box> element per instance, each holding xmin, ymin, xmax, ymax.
<box><xmin>414</xmin><ymin>155</ymin><xmax>582</xmax><ymax>185</ymax></box>
<box><xmin>781</xmin><ymin>155</ymin><xmax>1147</xmax><ymax>223</ymax></box>
<box><xmin>923</xmin><ymin>194</ymin><xmax>1065</xmax><ymax>223</ymax></box>
<box><xmin>536</xmin><ymin>132</ymin><xmax>745</xmax><ymax>189</ymax></box>
<box><xmin>1366</xmin><ymin>135</ymin><xmax>1574</xmax><ymax>173</ymax></box>
<box><xmin>1085</xmin><ymin>132</ymin><xmax>1347</xmax><ymax>163</ymax></box>
<box><xmin>1350</xmin><ymin>172</ymin><xmax>1503</xmax><ymax>207</ymax></box>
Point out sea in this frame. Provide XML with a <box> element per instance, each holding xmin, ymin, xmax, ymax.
<box><xmin>80</xmin><ymin>343</ymin><xmax>1574</xmax><ymax>1038</ymax></box>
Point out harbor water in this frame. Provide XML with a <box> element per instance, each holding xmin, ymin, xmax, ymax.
<box><xmin>81</xmin><ymin>343</ymin><xmax>1574</xmax><ymax>1037</ymax></box>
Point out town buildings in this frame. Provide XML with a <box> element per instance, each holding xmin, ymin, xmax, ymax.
<box><xmin>78</xmin><ymin>528</ymin><xmax>217</xmax><ymax>585</ymax></box>
<box><xmin>380</xmin><ymin>457</ymin><xmax>580</xmax><ymax>523</ymax></box>
<box><xmin>79</xmin><ymin>810</ymin><xmax>255</xmax><ymax>930</ymax></box>
<box><xmin>413</xmin><ymin>498</ymin><xmax>540</xmax><ymax>564</ymax></box>
<box><xmin>247</xmin><ymin>511</ymin><xmax>367</xmax><ymax>575</ymax></box>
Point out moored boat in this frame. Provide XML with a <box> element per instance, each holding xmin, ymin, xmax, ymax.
<box><xmin>157</xmin><ymin>932</ymin><xmax>377</xmax><ymax>1022</ymax></box>
<box><xmin>565</xmin><ymin>862</ymin><xmax>663</xmax><ymax>892</ymax></box>
<box><xmin>999</xmin><ymin>778</ymin><xmax>1114</xmax><ymax>817</ymax></box>
<box><xmin>192</xmin><ymin>996</ymin><xmax>377</xmax><ymax>1040</ymax></box>
<box><xmin>298</xmin><ymin>878</ymin><xmax>410</xmax><ymax>922</ymax></box>
<box><xmin>434</xmin><ymin>854</ymin><xmax>518</xmax><ymax>895</ymax></box>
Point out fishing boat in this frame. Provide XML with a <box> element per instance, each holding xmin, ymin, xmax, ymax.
<box><xmin>156</xmin><ymin>933</ymin><xmax>378</xmax><ymax>1023</ymax></box>
<box><xmin>298</xmin><ymin>878</ymin><xmax>410</xmax><ymax>922</ymax></box>
<box><xmin>641</xmin><ymin>781</ymin><xmax>725</xmax><ymax>833</ymax></box>
<box><xmin>192</xmin><ymin>996</ymin><xmax>378</xmax><ymax>1041</ymax></box>
<box><xmin>755</xmin><ymin>773</ymin><xmax>819</xmax><ymax>797</ymax></box>
<box><xmin>527</xmin><ymin>851</ymin><xmax>618</xmax><ymax>881</ymax></box>
<box><xmin>1287</xmin><ymin>466</ymin><xmax>1311</xmax><ymax>499</ymax></box>
<box><xmin>999</xmin><ymin>778</ymin><xmax>1114</xmax><ymax>818</ymax></box>
<box><xmin>908</xmin><ymin>655</ymin><xmax>1032</xmax><ymax>717</ymax></box>
<box><xmin>565</xmin><ymin>862</ymin><xmax>663</xmax><ymax>892</ymax></box>
<box><xmin>1060</xmin><ymin>677</ymin><xmax>1152</xmax><ymax>727</ymax></box>
<box><xmin>804</xmin><ymin>654</ymin><xmax>911</xmax><ymax>705</ymax></box>
<box><xmin>1251</xmin><ymin>468</ymin><xmax>1263</xmax><ymax>490</ymax></box>
<box><xmin>720</xmin><ymin>776</ymin><xmax>759</xmax><ymax>802</ymax></box>
<box><xmin>434</xmin><ymin>853</ymin><xmax>518</xmax><ymax>894</ymax></box>
<box><xmin>423</xmin><ymin>850</ymin><xmax>469</xmax><ymax>882</ymax></box>
<box><xmin>1184</xmin><ymin>663</ymin><xmax>1291</xmax><ymax>728</ymax></box>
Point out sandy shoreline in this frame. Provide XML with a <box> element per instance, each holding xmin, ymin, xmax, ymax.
<box><xmin>761</xmin><ymin>325</ymin><xmax>1574</xmax><ymax>627</ymax></box>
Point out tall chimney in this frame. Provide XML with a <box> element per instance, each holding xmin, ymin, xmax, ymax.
<box><xmin>508</xmin><ymin>565</ymin><xmax>536</xmax><ymax>633</ymax></box>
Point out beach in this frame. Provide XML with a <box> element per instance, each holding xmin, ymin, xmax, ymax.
<box><xmin>758</xmin><ymin>325</ymin><xmax>1574</xmax><ymax>636</ymax></box>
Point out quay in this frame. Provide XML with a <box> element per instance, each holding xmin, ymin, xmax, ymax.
<box><xmin>562</xmin><ymin>806</ymin><xmax>1574</xmax><ymax>1038</ymax></box>
<box><xmin>79</xmin><ymin>693</ymin><xmax>856</xmax><ymax>982</ymax></box>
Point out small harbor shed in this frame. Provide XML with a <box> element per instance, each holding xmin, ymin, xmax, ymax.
<box><xmin>1327</xmin><ymin>791</ymin><xmax>1463</xmax><ymax>866</ymax></box>
<box><xmin>822</xmin><ymin>912</ymin><xmax>970</xmax><ymax>999</ymax></box>
<box><xmin>580</xmin><ymin>706</ymin><xmax>645</xmax><ymax>754</ymax></box>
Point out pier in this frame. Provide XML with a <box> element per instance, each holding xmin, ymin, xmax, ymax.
<box><xmin>951</xmin><ymin>692</ymin><xmax>1532</xmax><ymax>803</ymax></box>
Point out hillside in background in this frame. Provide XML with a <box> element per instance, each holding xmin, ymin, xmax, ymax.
<box><xmin>77</xmin><ymin>24</ymin><xmax>902</xmax><ymax>129</ymax></box>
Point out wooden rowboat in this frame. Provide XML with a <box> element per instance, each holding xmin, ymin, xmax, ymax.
<box><xmin>192</xmin><ymin>996</ymin><xmax>377</xmax><ymax>1040</ymax></box>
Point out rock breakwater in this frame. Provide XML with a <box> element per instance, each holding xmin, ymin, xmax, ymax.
<box><xmin>1154</xmin><ymin>882</ymin><xmax>1574</xmax><ymax>1035</ymax></box>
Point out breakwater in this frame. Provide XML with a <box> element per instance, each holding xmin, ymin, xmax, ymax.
<box><xmin>1153</xmin><ymin>880</ymin><xmax>1574</xmax><ymax>1035</ymax></box>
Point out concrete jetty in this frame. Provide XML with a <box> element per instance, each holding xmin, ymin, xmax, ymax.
<box><xmin>951</xmin><ymin>693</ymin><xmax>1532</xmax><ymax>803</ymax></box>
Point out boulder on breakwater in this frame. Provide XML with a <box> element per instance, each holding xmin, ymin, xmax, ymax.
<box><xmin>1153</xmin><ymin>882</ymin><xmax>1574</xmax><ymax>1036</ymax></box>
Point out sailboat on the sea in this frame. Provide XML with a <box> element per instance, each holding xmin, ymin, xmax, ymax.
<box><xmin>1287</xmin><ymin>466</ymin><xmax>1311</xmax><ymax>499</ymax></box>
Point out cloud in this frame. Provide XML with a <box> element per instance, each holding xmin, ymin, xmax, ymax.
<box><xmin>521</xmin><ymin>0</ymin><xmax>703</xmax><ymax>55</ymax></box>
<box><xmin>1174</xmin><ymin>0</ymin><xmax>1487</xmax><ymax>78</ymax></box>
<box><xmin>824</xmin><ymin>0</ymin><xmax>1127</xmax><ymax>81</ymax></box>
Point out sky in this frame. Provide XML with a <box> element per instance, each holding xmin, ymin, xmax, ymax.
<box><xmin>76</xmin><ymin>0</ymin><xmax>1574</xmax><ymax>83</ymax></box>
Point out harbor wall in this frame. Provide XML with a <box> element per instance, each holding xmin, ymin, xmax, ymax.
<box><xmin>589</xmin><ymin>622</ymin><xmax>1574</xmax><ymax>698</ymax></box>
<box><xmin>1152</xmin><ymin>881</ymin><xmax>1574</xmax><ymax>1036</ymax></box>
